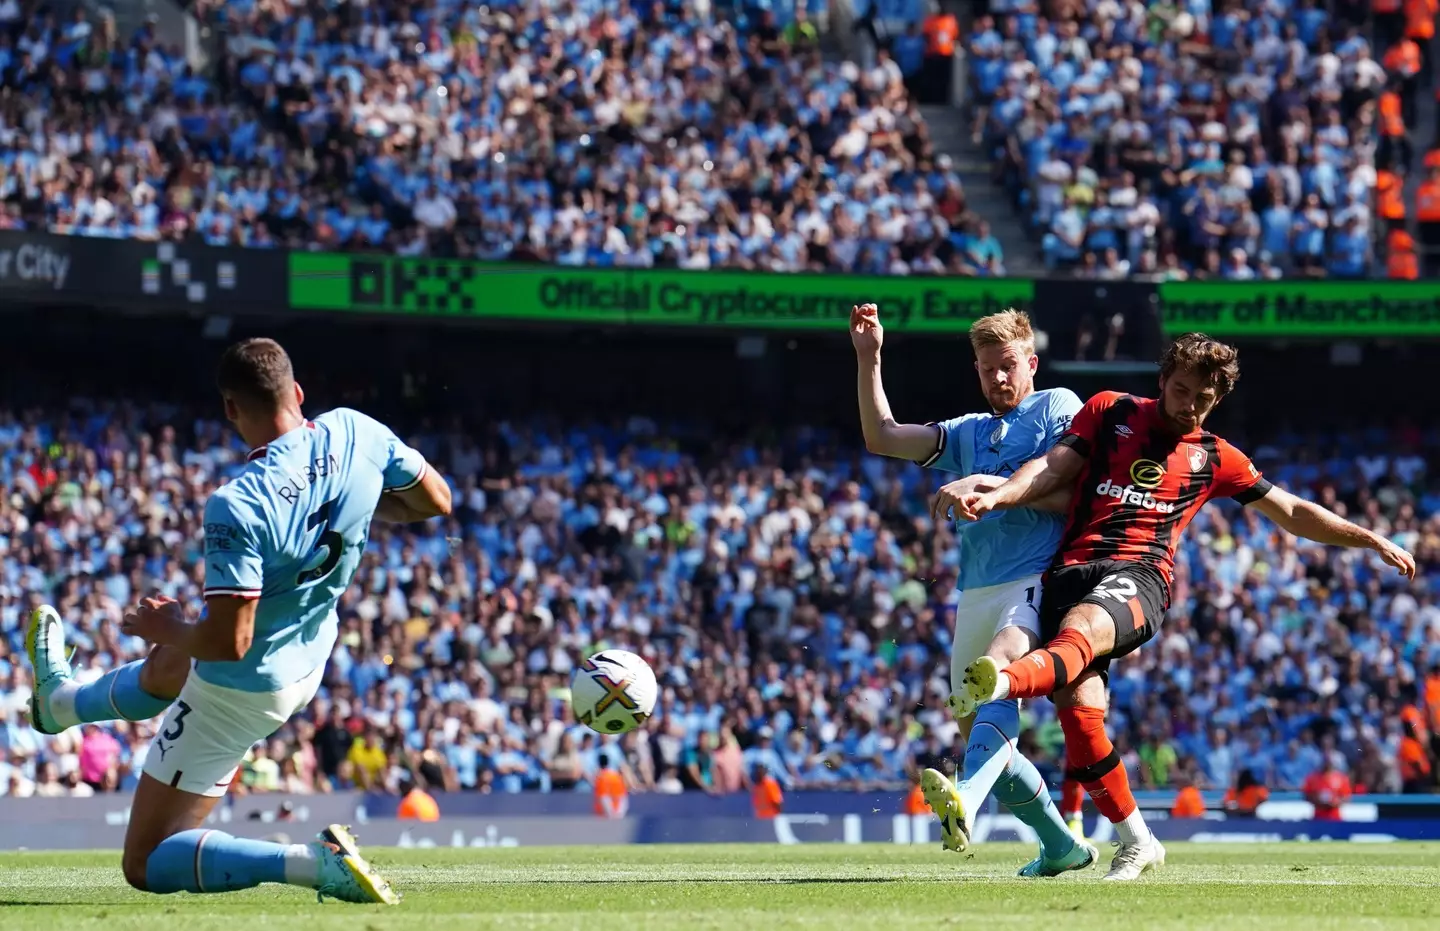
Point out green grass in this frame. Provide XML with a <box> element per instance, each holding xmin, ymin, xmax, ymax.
<box><xmin>2</xmin><ymin>843</ymin><xmax>1439</xmax><ymax>930</ymax></box>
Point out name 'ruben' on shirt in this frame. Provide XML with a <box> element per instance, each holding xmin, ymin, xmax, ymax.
<box><xmin>197</xmin><ymin>407</ymin><xmax>427</xmax><ymax>693</ymax></box>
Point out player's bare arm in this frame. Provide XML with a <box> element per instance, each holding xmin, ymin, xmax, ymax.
<box><xmin>1251</xmin><ymin>485</ymin><xmax>1417</xmax><ymax>578</ymax></box>
<box><xmin>952</xmin><ymin>442</ymin><xmax>1084</xmax><ymax>521</ymax></box>
<box><xmin>374</xmin><ymin>460</ymin><xmax>453</xmax><ymax>523</ymax></box>
<box><xmin>851</xmin><ymin>303</ymin><xmax>942</xmax><ymax>462</ymax></box>
<box><xmin>121</xmin><ymin>594</ymin><xmax>257</xmax><ymax>663</ymax></box>
<box><xmin>932</xmin><ymin>473</ymin><xmax>1074</xmax><ymax>522</ymax></box>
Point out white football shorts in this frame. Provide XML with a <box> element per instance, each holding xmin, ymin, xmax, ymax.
<box><xmin>950</xmin><ymin>573</ymin><xmax>1043</xmax><ymax>696</ymax></box>
<box><xmin>143</xmin><ymin>663</ymin><xmax>325</xmax><ymax>797</ymax></box>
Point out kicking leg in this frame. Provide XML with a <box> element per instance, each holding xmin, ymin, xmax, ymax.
<box><xmin>1055</xmin><ymin>672</ymin><xmax>1165</xmax><ymax>881</ymax></box>
<box><xmin>954</xmin><ymin>618</ymin><xmax>1094</xmax><ymax>874</ymax></box>
<box><xmin>925</xmin><ymin>583</ymin><xmax>1090</xmax><ymax>870</ymax></box>
<box><xmin>956</xmin><ymin>602</ymin><xmax>1116</xmax><ymax>710</ymax></box>
<box><xmin>950</xmin><ymin>625</ymin><xmax>1034</xmax><ymax>821</ymax></box>
<box><xmin>27</xmin><ymin>605</ymin><xmax>186</xmax><ymax>734</ymax></box>
<box><xmin>925</xmin><ymin>590</ymin><xmax>1031</xmax><ymax>852</ymax></box>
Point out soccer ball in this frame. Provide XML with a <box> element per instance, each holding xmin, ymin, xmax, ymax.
<box><xmin>570</xmin><ymin>649</ymin><xmax>658</xmax><ymax>735</ymax></box>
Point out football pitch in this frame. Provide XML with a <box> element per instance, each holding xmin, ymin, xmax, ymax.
<box><xmin>1</xmin><ymin>843</ymin><xmax>1437</xmax><ymax>930</ymax></box>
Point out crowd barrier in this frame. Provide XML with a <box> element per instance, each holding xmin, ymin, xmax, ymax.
<box><xmin>2</xmin><ymin>791</ymin><xmax>1435</xmax><ymax>851</ymax></box>
<box><xmin>4</xmin><ymin>231</ymin><xmax>1438</xmax><ymax>341</ymax></box>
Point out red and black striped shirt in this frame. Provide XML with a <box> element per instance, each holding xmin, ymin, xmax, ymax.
<box><xmin>1053</xmin><ymin>391</ymin><xmax>1273</xmax><ymax>586</ymax></box>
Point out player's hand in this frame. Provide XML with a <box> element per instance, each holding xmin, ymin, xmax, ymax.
<box><xmin>850</xmin><ymin>303</ymin><xmax>883</xmax><ymax>359</ymax></box>
<box><xmin>1372</xmin><ymin>537</ymin><xmax>1417</xmax><ymax>579</ymax></box>
<box><xmin>956</xmin><ymin>491</ymin><xmax>998</xmax><ymax>522</ymax></box>
<box><xmin>931</xmin><ymin>478</ymin><xmax>983</xmax><ymax>523</ymax></box>
<box><xmin>121</xmin><ymin>595</ymin><xmax>186</xmax><ymax>644</ymax></box>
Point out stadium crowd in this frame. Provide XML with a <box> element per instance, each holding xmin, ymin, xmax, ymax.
<box><xmin>0</xmin><ymin>399</ymin><xmax>1436</xmax><ymax>801</ymax></box>
<box><xmin>0</xmin><ymin>0</ymin><xmax>1022</xmax><ymax>276</ymax></box>
<box><xmin>4</xmin><ymin>0</ymin><xmax>1435</xmax><ymax>280</ymax></box>
<box><xmin>973</xmin><ymin>0</ymin><xmax>1438</xmax><ymax>280</ymax></box>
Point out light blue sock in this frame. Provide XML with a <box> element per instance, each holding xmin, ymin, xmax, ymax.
<box><xmin>71</xmin><ymin>661</ymin><xmax>173</xmax><ymax>724</ymax></box>
<box><xmin>993</xmin><ymin>753</ymin><xmax>1077</xmax><ymax>860</ymax></box>
<box><xmin>145</xmin><ymin>829</ymin><xmax>317</xmax><ymax>894</ymax></box>
<box><xmin>956</xmin><ymin>698</ymin><xmax>1021</xmax><ymax>817</ymax></box>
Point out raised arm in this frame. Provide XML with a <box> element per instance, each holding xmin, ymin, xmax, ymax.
<box><xmin>1250</xmin><ymin>485</ymin><xmax>1416</xmax><ymax>578</ymax></box>
<box><xmin>851</xmin><ymin>303</ymin><xmax>944</xmax><ymax>462</ymax></box>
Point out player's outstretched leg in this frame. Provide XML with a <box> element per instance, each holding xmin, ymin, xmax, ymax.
<box><xmin>26</xmin><ymin>605</ymin><xmax>183</xmax><ymax>734</ymax></box>
<box><xmin>956</xmin><ymin>626</ymin><xmax>1097</xmax><ymax>712</ymax></box>
<box><xmin>1056</xmin><ymin>676</ymin><xmax>1165</xmax><ymax>881</ymax></box>
<box><xmin>999</xmin><ymin>753</ymin><xmax>1098</xmax><ymax>878</ymax></box>
<box><xmin>142</xmin><ymin>823</ymin><xmax>400</xmax><ymax>904</ymax></box>
<box><xmin>929</xmin><ymin>621</ymin><xmax>1036</xmax><ymax>853</ymax></box>
<box><xmin>956</xmin><ymin>605</ymin><xmax>1116</xmax><ymax>714</ymax></box>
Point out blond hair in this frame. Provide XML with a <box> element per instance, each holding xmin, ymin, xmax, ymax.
<box><xmin>969</xmin><ymin>309</ymin><xmax>1035</xmax><ymax>355</ymax></box>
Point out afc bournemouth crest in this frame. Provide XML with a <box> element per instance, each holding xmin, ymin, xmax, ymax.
<box><xmin>1186</xmin><ymin>445</ymin><xmax>1207</xmax><ymax>472</ymax></box>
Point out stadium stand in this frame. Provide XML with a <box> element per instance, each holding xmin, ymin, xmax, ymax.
<box><xmin>0</xmin><ymin>0</ymin><xmax>1021</xmax><ymax>275</ymax></box>
<box><xmin>972</xmin><ymin>0</ymin><xmax>1438</xmax><ymax>280</ymax></box>
<box><xmin>0</xmin><ymin>335</ymin><xmax>1435</xmax><ymax>801</ymax></box>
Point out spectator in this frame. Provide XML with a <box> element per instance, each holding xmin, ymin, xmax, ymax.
<box><xmin>904</xmin><ymin>771</ymin><xmax>929</xmax><ymax>816</ymax></box>
<box><xmin>78</xmin><ymin>725</ymin><xmax>120</xmax><ymax>794</ymax></box>
<box><xmin>347</xmin><ymin>725</ymin><xmax>388</xmax><ymax>791</ymax></box>
<box><xmin>751</xmin><ymin>764</ymin><xmax>785</xmax><ymax>819</ymax></box>
<box><xmin>1223</xmin><ymin>769</ymin><xmax>1271</xmax><ymax>816</ymax></box>
<box><xmin>548</xmin><ymin>733</ymin><xmax>586</xmax><ymax>792</ymax></box>
<box><xmin>397</xmin><ymin>777</ymin><xmax>441</xmax><ymax>822</ymax></box>
<box><xmin>244</xmin><ymin>743</ymin><xmax>282</xmax><ymax>794</ymax></box>
<box><xmin>1171</xmin><ymin>771</ymin><xmax>1207</xmax><ymax>819</ymax></box>
<box><xmin>1398</xmin><ymin>721</ymin><xmax>1433</xmax><ymax>793</ymax></box>
<box><xmin>593</xmin><ymin>754</ymin><xmax>629</xmax><ymax>819</ymax></box>
<box><xmin>1303</xmin><ymin>757</ymin><xmax>1354</xmax><ymax>821</ymax></box>
<box><xmin>1140</xmin><ymin>726</ymin><xmax>1180</xmax><ymax>789</ymax></box>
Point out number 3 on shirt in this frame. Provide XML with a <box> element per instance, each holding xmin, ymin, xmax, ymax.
<box><xmin>1092</xmin><ymin>574</ymin><xmax>1138</xmax><ymax>604</ymax></box>
<box><xmin>297</xmin><ymin>498</ymin><xmax>344</xmax><ymax>586</ymax></box>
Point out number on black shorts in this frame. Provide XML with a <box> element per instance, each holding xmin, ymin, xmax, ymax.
<box><xmin>1092</xmin><ymin>574</ymin><xmax>1138</xmax><ymax>604</ymax></box>
<box><xmin>162</xmin><ymin>700</ymin><xmax>193</xmax><ymax>741</ymax></box>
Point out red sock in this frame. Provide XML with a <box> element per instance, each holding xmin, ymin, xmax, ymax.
<box><xmin>1057</xmin><ymin>705</ymin><xmax>1137</xmax><ymax>824</ymax></box>
<box><xmin>1001</xmin><ymin>627</ymin><xmax>1095</xmax><ymax>699</ymax></box>
<box><xmin>1061</xmin><ymin>777</ymin><xmax>1085</xmax><ymax>819</ymax></box>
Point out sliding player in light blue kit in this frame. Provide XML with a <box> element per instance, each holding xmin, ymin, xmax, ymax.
<box><xmin>26</xmin><ymin>338</ymin><xmax>452</xmax><ymax>903</ymax></box>
<box><xmin>852</xmin><ymin>304</ymin><xmax>1096</xmax><ymax>877</ymax></box>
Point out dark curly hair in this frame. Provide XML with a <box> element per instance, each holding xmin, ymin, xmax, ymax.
<box><xmin>1159</xmin><ymin>333</ymin><xmax>1240</xmax><ymax>398</ymax></box>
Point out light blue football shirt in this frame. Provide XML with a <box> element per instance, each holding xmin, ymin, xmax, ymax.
<box><xmin>198</xmin><ymin>408</ymin><xmax>427</xmax><ymax>692</ymax></box>
<box><xmin>923</xmin><ymin>387</ymin><xmax>1082</xmax><ymax>592</ymax></box>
